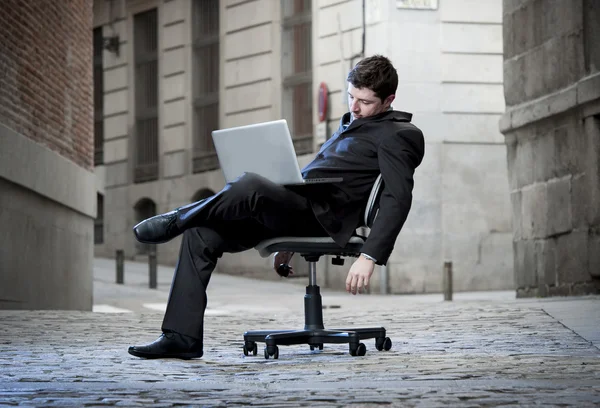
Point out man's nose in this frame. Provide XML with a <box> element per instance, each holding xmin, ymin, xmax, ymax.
<box><xmin>351</xmin><ymin>100</ymin><xmax>359</xmax><ymax>112</ymax></box>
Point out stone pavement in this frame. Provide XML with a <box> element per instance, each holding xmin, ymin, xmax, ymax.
<box><xmin>0</xmin><ymin>258</ymin><xmax>599</xmax><ymax>407</ymax></box>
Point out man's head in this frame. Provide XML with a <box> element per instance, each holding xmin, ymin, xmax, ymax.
<box><xmin>346</xmin><ymin>55</ymin><xmax>398</xmax><ymax>120</ymax></box>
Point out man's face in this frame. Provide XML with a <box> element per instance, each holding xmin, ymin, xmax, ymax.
<box><xmin>347</xmin><ymin>83</ymin><xmax>395</xmax><ymax>121</ymax></box>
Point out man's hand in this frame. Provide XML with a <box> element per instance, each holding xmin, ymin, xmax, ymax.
<box><xmin>345</xmin><ymin>255</ymin><xmax>375</xmax><ymax>295</ymax></box>
<box><xmin>273</xmin><ymin>251</ymin><xmax>294</xmax><ymax>277</ymax></box>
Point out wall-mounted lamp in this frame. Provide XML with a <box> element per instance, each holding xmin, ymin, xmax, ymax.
<box><xmin>103</xmin><ymin>35</ymin><xmax>120</xmax><ymax>56</ymax></box>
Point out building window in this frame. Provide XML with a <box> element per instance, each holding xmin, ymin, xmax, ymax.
<box><xmin>282</xmin><ymin>0</ymin><xmax>313</xmax><ymax>155</ymax></box>
<box><xmin>133</xmin><ymin>8</ymin><xmax>159</xmax><ymax>183</ymax></box>
<box><xmin>192</xmin><ymin>0</ymin><xmax>220</xmax><ymax>173</ymax></box>
<box><xmin>95</xmin><ymin>193</ymin><xmax>104</xmax><ymax>244</ymax></box>
<box><xmin>191</xmin><ymin>187</ymin><xmax>215</xmax><ymax>202</ymax></box>
<box><xmin>93</xmin><ymin>27</ymin><xmax>104</xmax><ymax>166</ymax></box>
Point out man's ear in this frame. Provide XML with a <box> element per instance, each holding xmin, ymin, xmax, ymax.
<box><xmin>384</xmin><ymin>94</ymin><xmax>395</xmax><ymax>109</ymax></box>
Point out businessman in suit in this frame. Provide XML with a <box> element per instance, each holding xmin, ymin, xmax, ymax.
<box><xmin>128</xmin><ymin>55</ymin><xmax>425</xmax><ymax>359</ymax></box>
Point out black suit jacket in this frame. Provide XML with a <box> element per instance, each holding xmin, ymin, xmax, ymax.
<box><xmin>299</xmin><ymin>110</ymin><xmax>425</xmax><ymax>265</ymax></box>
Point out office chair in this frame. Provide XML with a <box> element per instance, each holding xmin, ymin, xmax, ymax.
<box><xmin>243</xmin><ymin>175</ymin><xmax>392</xmax><ymax>359</ymax></box>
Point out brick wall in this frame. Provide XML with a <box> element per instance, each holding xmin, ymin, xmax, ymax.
<box><xmin>0</xmin><ymin>0</ymin><xmax>94</xmax><ymax>170</ymax></box>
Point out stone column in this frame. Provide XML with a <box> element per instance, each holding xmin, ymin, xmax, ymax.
<box><xmin>500</xmin><ymin>0</ymin><xmax>600</xmax><ymax>297</ymax></box>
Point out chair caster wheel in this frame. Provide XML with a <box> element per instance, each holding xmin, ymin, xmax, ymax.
<box><xmin>264</xmin><ymin>345</ymin><xmax>279</xmax><ymax>359</ymax></box>
<box><xmin>349</xmin><ymin>342</ymin><xmax>366</xmax><ymax>356</ymax></box>
<box><xmin>243</xmin><ymin>341</ymin><xmax>258</xmax><ymax>356</ymax></box>
<box><xmin>309</xmin><ymin>343</ymin><xmax>323</xmax><ymax>351</ymax></box>
<box><xmin>375</xmin><ymin>337</ymin><xmax>392</xmax><ymax>351</ymax></box>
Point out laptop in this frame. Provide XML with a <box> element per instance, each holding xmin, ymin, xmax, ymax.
<box><xmin>211</xmin><ymin>119</ymin><xmax>343</xmax><ymax>185</ymax></box>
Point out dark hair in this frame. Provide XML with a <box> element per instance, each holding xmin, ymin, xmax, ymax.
<box><xmin>346</xmin><ymin>55</ymin><xmax>398</xmax><ymax>102</ymax></box>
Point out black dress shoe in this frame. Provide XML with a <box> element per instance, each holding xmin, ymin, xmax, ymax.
<box><xmin>133</xmin><ymin>210</ymin><xmax>182</xmax><ymax>244</ymax></box>
<box><xmin>128</xmin><ymin>332</ymin><xmax>203</xmax><ymax>360</ymax></box>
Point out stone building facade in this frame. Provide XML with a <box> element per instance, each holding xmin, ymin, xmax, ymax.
<box><xmin>501</xmin><ymin>0</ymin><xmax>600</xmax><ymax>296</ymax></box>
<box><xmin>0</xmin><ymin>1</ymin><xmax>96</xmax><ymax>309</ymax></box>
<box><xmin>93</xmin><ymin>0</ymin><xmax>512</xmax><ymax>294</ymax></box>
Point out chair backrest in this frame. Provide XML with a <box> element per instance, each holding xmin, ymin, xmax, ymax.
<box><xmin>362</xmin><ymin>174</ymin><xmax>383</xmax><ymax>228</ymax></box>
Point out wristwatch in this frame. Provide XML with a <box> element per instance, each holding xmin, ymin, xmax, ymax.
<box><xmin>360</xmin><ymin>253</ymin><xmax>377</xmax><ymax>263</ymax></box>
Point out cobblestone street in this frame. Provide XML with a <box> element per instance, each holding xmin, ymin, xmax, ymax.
<box><xmin>2</xmin><ymin>0</ymin><xmax>600</xmax><ymax>406</ymax></box>
<box><xmin>0</xmin><ymin>259</ymin><xmax>599</xmax><ymax>406</ymax></box>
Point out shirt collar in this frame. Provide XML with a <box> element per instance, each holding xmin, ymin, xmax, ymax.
<box><xmin>341</xmin><ymin>110</ymin><xmax>413</xmax><ymax>130</ymax></box>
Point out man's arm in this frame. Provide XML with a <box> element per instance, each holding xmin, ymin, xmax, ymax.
<box><xmin>345</xmin><ymin>126</ymin><xmax>424</xmax><ymax>295</ymax></box>
<box><xmin>360</xmin><ymin>126</ymin><xmax>425</xmax><ymax>265</ymax></box>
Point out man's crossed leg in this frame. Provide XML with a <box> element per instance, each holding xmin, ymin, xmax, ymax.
<box><xmin>128</xmin><ymin>173</ymin><xmax>327</xmax><ymax>359</ymax></box>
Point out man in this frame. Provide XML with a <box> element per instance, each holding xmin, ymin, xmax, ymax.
<box><xmin>128</xmin><ymin>55</ymin><xmax>425</xmax><ymax>359</ymax></box>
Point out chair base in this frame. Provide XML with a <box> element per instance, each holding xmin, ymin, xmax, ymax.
<box><xmin>243</xmin><ymin>326</ymin><xmax>391</xmax><ymax>358</ymax></box>
<box><xmin>242</xmin><ymin>283</ymin><xmax>392</xmax><ymax>359</ymax></box>
<box><xmin>244</xmin><ymin>327</ymin><xmax>391</xmax><ymax>358</ymax></box>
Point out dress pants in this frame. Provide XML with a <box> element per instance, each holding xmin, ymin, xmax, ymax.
<box><xmin>161</xmin><ymin>173</ymin><xmax>327</xmax><ymax>340</ymax></box>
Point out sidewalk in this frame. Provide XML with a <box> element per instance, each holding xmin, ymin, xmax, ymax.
<box><xmin>0</xmin><ymin>258</ymin><xmax>598</xmax><ymax>407</ymax></box>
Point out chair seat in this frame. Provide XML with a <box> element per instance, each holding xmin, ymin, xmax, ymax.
<box><xmin>254</xmin><ymin>236</ymin><xmax>365</xmax><ymax>258</ymax></box>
